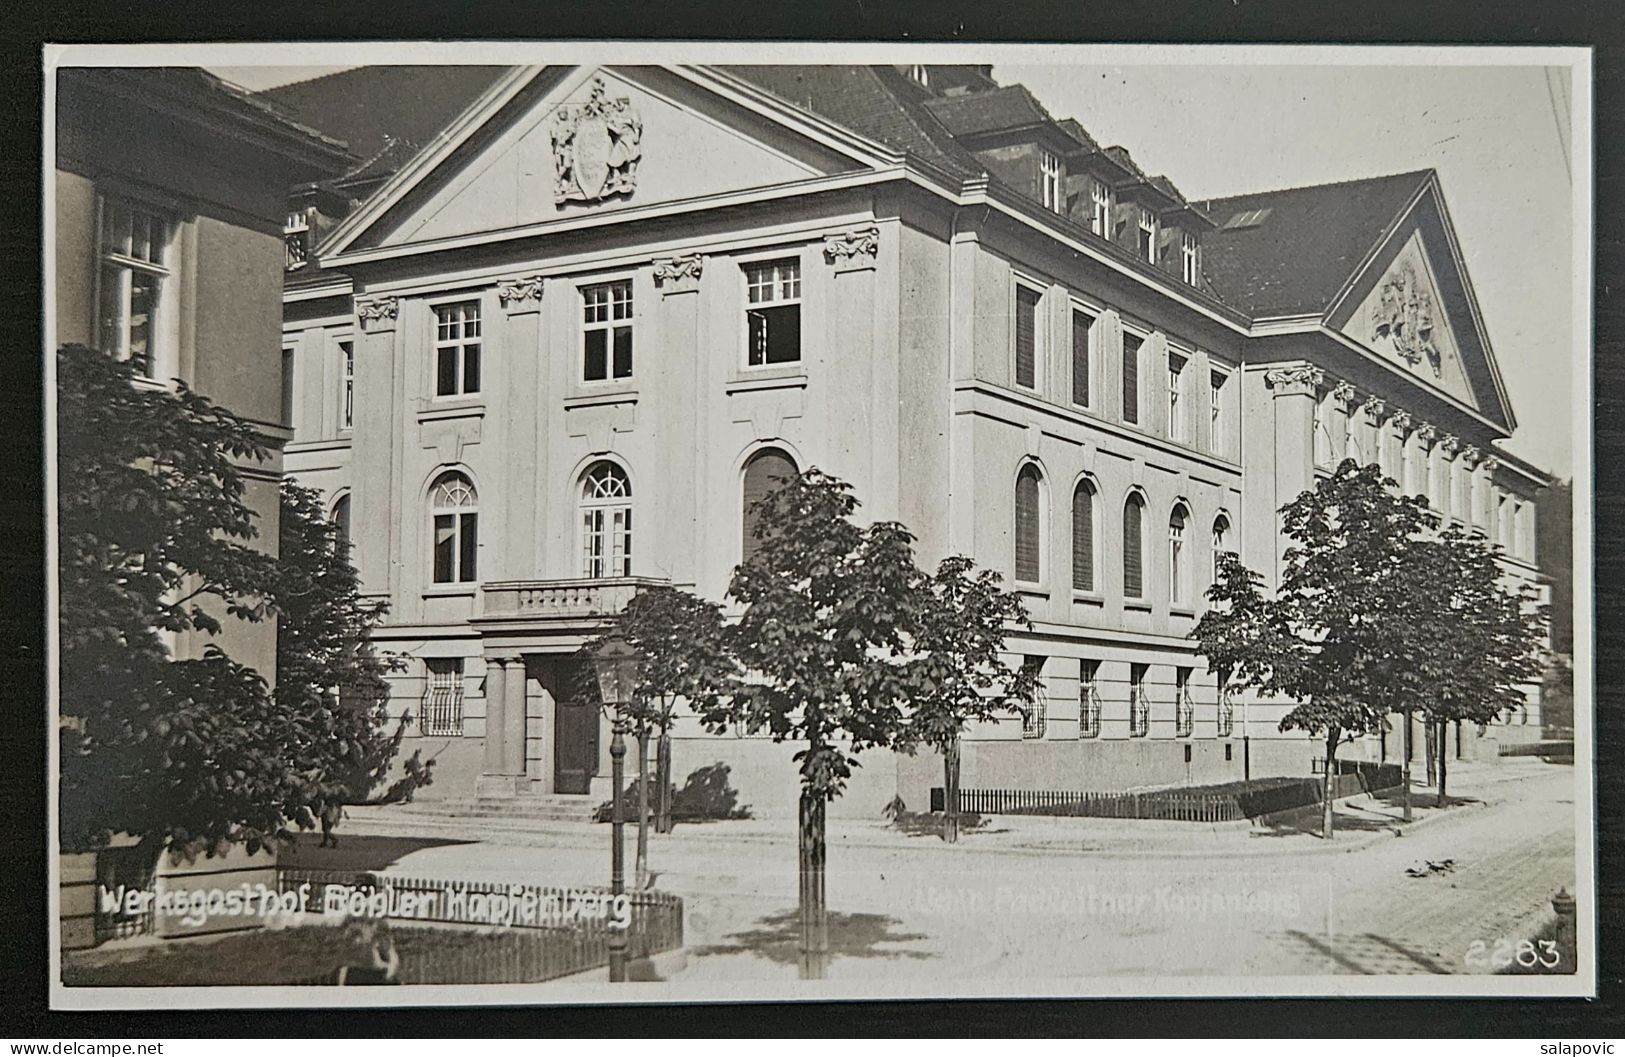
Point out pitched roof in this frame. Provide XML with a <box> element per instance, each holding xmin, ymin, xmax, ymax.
<box><xmin>921</xmin><ymin>84</ymin><xmax>1055</xmax><ymax>138</ymax></box>
<box><xmin>1199</xmin><ymin>170</ymin><xmax>1432</xmax><ymax>317</ymax></box>
<box><xmin>721</xmin><ymin>65</ymin><xmax>985</xmax><ymax>181</ymax></box>
<box><xmin>259</xmin><ymin>65</ymin><xmax>509</xmax><ymax>178</ymax></box>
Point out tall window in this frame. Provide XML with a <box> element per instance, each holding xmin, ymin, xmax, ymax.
<box><xmin>742</xmin><ymin>447</ymin><xmax>798</xmax><ymax>561</ymax></box>
<box><xmin>433</xmin><ymin>301</ymin><xmax>481</xmax><ymax>397</ymax></box>
<box><xmin>1129</xmin><ymin>663</ymin><xmax>1149</xmax><ymax>737</ymax></box>
<box><xmin>582</xmin><ymin>280</ymin><xmax>634</xmax><ymax>382</ymax></box>
<box><xmin>1014</xmin><ymin>285</ymin><xmax>1041</xmax><ymax>390</ymax></box>
<box><xmin>1169</xmin><ymin>505</ymin><xmax>1189</xmax><ymax>606</ymax></box>
<box><xmin>1020</xmin><ymin>656</ymin><xmax>1047</xmax><ymax>739</ymax></box>
<box><xmin>280</xmin><ymin>347</ymin><xmax>295</xmax><ymax>427</ymax></box>
<box><xmin>1217</xmin><ymin>683</ymin><xmax>1234</xmax><ymax>738</ymax></box>
<box><xmin>1078</xmin><ymin>660</ymin><xmax>1102</xmax><ymax>738</ymax></box>
<box><xmin>1175</xmin><ymin>667</ymin><xmax>1194</xmax><ymax>737</ymax></box>
<box><xmin>581</xmin><ymin>461</ymin><xmax>633</xmax><ymax>578</ymax></box>
<box><xmin>745</xmin><ymin>259</ymin><xmax>802</xmax><ymax>365</ymax></box>
<box><xmin>1314</xmin><ymin>391</ymin><xmax>1333</xmax><ymax>468</ymax></box>
<box><xmin>1015</xmin><ymin>463</ymin><xmax>1043</xmax><ymax>584</ymax></box>
<box><xmin>339</xmin><ymin>341</ymin><xmax>354</xmax><ymax>431</ymax></box>
<box><xmin>1071</xmin><ymin>480</ymin><xmax>1096</xmax><ymax>593</ymax></box>
<box><xmin>421</xmin><ymin>658</ymin><xmax>465</xmax><ymax>737</ymax></box>
<box><xmin>1040</xmin><ymin>149</ymin><xmax>1062</xmax><ymax>212</ymax></box>
<box><xmin>1181</xmin><ymin>231</ymin><xmax>1200</xmax><ymax>285</ymax></box>
<box><xmin>1137</xmin><ymin>207</ymin><xmax>1158</xmax><ymax>263</ymax></box>
<box><xmin>97</xmin><ymin>196</ymin><xmax>170</xmax><ymax>379</ymax></box>
<box><xmin>1122</xmin><ymin>333</ymin><xmax>1142</xmax><ymax>425</ymax></box>
<box><xmin>1090</xmin><ymin>180</ymin><xmax>1112</xmax><ymax>237</ymax></box>
<box><xmin>430</xmin><ymin>472</ymin><xmax>478</xmax><ymax>584</ymax></box>
<box><xmin>332</xmin><ymin>494</ymin><xmax>352</xmax><ymax>553</ymax></box>
<box><xmin>1168</xmin><ymin>353</ymin><xmax>1186</xmax><ymax>441</ymax></box>
<box><xmin>1123</xmin><ymin>492</ymin><xmax>1145</xmax><ymax>599</ymax></box>
<box><xmin>1211</xmin><ymin>514</ymin><xmax>1231</xmax><ymax>585</ymax></box>
<box><xmin>1071</xmin><ymin>308</ymin><xmax>1093</xmax><ymax>407</ymax></box>
<box><xmin>1209</xmin><ymin>369</ymin><xmax>1227</xmax><ymax>453</ymax></box>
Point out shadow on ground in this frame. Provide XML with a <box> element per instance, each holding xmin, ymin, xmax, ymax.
<box><xmin>1250</xmin><ymin>792</ymin><xmax>1481</xmax><ymax>839</ymax></box>
<box><xmin>692</xmin><ymin>910</ymin><xmax>934</xmax><ymax>965</ymax></box>
<box><xmin>282</xmin><ymin>832</ymin><xmax>476</xmax><ymax>872</ymax></box>
<box><xmin>1281</xmin><ymin>929</ymin><xmax>1452</xmax><ymax>974</ymax></box>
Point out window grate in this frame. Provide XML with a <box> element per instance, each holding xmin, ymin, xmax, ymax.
<box><xmin>1020</xmin><ymin>657</ymin><xmax>1047</xmax><ymax>739</ymax></box>
<box><xmin>1217</xmin><ymin>687</ymin><xmax>1235</xmax><ymax>738</ymax></box>
<box><xmin>1079</xmin><ymin>664</ymin><xmax>1102</xmax><ymax>738</ymax></box>
<box><xmin>1175</xmin><ymin>674</ymin><xmax>1194</xmax><ymax>738</ymax></box>
<box><xmin>420</xmin><ymin>659</ymin><xmax>465</xmax><ymax>737</ymax></box>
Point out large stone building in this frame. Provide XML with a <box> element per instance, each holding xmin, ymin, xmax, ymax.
<box><xmin>265</xmin><ymin>64</ymin><xmax>1552</xmax><ymax>819</ymax></box>
<box><xmin>53</xmin><ymin>66</ymin><xmax>352</xmax><ymax>945</ymax></box>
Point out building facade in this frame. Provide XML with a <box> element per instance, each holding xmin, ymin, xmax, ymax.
<box><xmin>267</xmin><ymin>64</ymin><xmax>1551</xmax><ymax>819</ymax></box>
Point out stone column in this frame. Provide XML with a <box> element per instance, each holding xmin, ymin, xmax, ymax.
<box><xmin>1332</xmin><ymin>380</ymin><xmax>1359</xmax><ymax>464</ymax></box>
<box><xmin>482</xmin><ymin>655</ymin><xmax>508</xmax><ymax>776</ymax></box>
<box><xmin>1387</xmin><ymin>410</ymin><xmax>1413</xmax><ymax>492</ymax></box>
<box><xmin>1438</xmin><ymin>435</ymin><xmax>1460</xmax><ymax>521</ymax></box>
<box><xmin>1265</xmin><ymin>364</ymin><xmax>1321</xmax><ymax>577</ymax></box>
<box><xmin>1361</xmin><ymin>396</ymin><xmax>1388</xmax><ymax>477</ymax></box>
<box><xmin>497</xmin><ymin>276</ymin><xmax>544</xmax><ymax>579</ymax></box>
<box><xmin>503</xmin><ymin>654</ymin><xmax>527</xmax><ymax>776</ymax></box>
<box><xmin>351</xmin><ymin>296</ymin><xmax>399</xmax><ymax>594</ymax></box>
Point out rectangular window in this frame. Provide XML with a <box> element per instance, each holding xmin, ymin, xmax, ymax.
<box><xmin>1090</xmin><ymin>181</ymin><xmax>1112</xmax><ymax>237</ymax></box>
<box><xmin>1168</xmin><ymin>352</ymin><xmax>1186</xmax><ymax>441</ymax></box>
<box><xmin>433</xmin><ymin>301</ymin><xmax>482</xmax><ymax>397</ymax></box>
<box><xmin>421</xmin><ymin>658</ymin><xmax>465</xmax><ymax>737</ymax></box>
<box><xmin>1071</xmin><ymin>309</ymin><xmax>1093</xmax><ymax>407</ymax></box>
<box><xmin>1122</xmin><ymin>333</ymin><xmax>1142</xmax><ymax>425</ymax></box>
<box><xmin>746</xmin><ymin>259</ymin><xmax>802</xmax><ymax>366</ymax></box>
<box><xmin>97</xmin><ymin>197</ymin><xmax>171</xmax><ymax>378</ymax></box>
<box><xmin>1210</xmin><ymin>370</ymin><xmax>1227</xmax><ymax>453</ymax></box>
<box><xmin>1138</xmin><ymin>208</ymin><xmax>1158</xmax><ymax>263</ymax></box>
<box><xmin>280</xmin><ymin>348</ymin><xmax>295</xmax><ymax>427</ymax></box>
<box><xmin>1020</xmin><ymin>656</ymin><xmax>1047</xmax><ymax>739</ymax></box>
<box><xmin>1079</xmin><ymin>660</ymin><xmax>1101</xmax><ymax>738</ymax></box>
<box><xmin>433</xmin><ymin>510</ymin><xmax>478</xmax><ymax>584</ymax></box>
<box><xmin>1129</xmin><ymin>663</ymin><xmax>1149</xmax><ymax>737</ymax></box>
<box><xmin>1175</xmin><ymin>667</ymin><xmax>1194</xmax><ymax>737</ymax></box>
<box><xmin>1217</xmin><ymin>684</ymin><xmax>1234</xmax><ymax>738</ymax></box>
<box><xmin>1014</xmin><ymin>285</ymin><xmax>1041</xmax><ymax>390</ymax></box>
<box><xmin>340</xmin><ymin>341</ymin><xmax>354</xmax><ymax>431</ymax></box>
<box><xmin>1181</xmin><ymin>231</ymin><xmax>1200</xmax><ymax>285</ymax></box>
<box><xmin>582</xmin><ymin>280</ymin><xmax>634</xmax><ymax>382</ymax></box>
<box><xmin>1040</xmin><ymin>149</ymin><xmax>1062</xmax><ymax>212</ymax></box>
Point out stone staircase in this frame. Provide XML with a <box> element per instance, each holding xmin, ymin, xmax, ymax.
<box><xmin>387</xmin><ymin>793</ymin><xmax>602</xmax><ymax>824</ymax></box>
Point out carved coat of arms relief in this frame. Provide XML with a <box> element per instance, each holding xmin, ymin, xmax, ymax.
<box><xmin>550</xmin><ymin>77</ymin><xmax>643</xmax><ymax>206</ymax></box>
<box><xmin>1370</xmin><ymin>259</ymin><xmax>1442</xmax><ymax>378</ymax></box>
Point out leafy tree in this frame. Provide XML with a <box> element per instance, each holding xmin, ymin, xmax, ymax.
<box><xmin>57</xmin><ymin>345</ymin><xmax>283</xmax><ymax>856</ymax></box>
<box><xmin>274</xmin><ymin>480</ymin><xmax>427</xmax><ymax>840</ymax></box>
<box><xmin>1194</xmin><ymin>460</ymin><xmax>1436</xmax><ymax>838</ymax></box>
<box><xmin>1407</xmin><ymin>525</ymin><xmax>1547</xmax><ymax>805</ymax></box>
<box><xmin>898</xmin><ymin>555</ymin><xmax>1036</xmax><ymax>843</ymax></box>
<box><xmin>588</xmin><ymin>586</ymin><xmax>737</xmax><ymax>885</ymax></box>
<box><xmin>698</xmin><ymin>469</ymin><xmax>923</xmax><ymax>978</ymax></box>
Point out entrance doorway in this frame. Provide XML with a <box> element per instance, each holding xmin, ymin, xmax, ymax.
<box><xmin>552</xmin><ymin>660</ymin><xmax>600</xmax><ymax>795</ymax></box>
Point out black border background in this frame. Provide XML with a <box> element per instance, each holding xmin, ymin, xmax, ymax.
<box><xmin>5</xmin><ymin>0</ymin><xmax>1624</xmax><ymax>1038</ymax></box>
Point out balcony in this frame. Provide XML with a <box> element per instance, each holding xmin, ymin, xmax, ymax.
<box><xmin>479</xmin><ymin>577</ymin><xmax>673</xmax><ymax>623</ymax></box>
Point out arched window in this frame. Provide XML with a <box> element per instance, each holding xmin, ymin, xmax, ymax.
<box><xmin>1071</xmin><ymin>480</ymin><xmax>1096</xmax><ymax>592</ymax></box>
<box><xmin>1123</xmin><ymin>492</ymin><xmax>1145</xmax><ymax>599</ymax></box>
<box><xmin>581</xmin><ymin>461</ymin><xmax>633</xmax><ymax>578</ymax></box>
<box><xmin>1211</xmin><ymin>514</ymin><xmax>1231</xmax><ymax>585</ymax></box>
<box><xmin>742</xmin><ymin>448</ymin><xmax>798</xmax><ymax>562</ymax></box>
<box><xmin>1169</xmin><ymin>505</ymin><xmax>1190</xmax><ymax>605</ymax></box>
<box><xmin>430</xmin><ymin>472</ymin><xmax>477</xmax><ymax>584</ymax></box>
<box><xmin>332</xmin><ymin>493</ymin><xmax>352</xmax><ymax>554</ymax></box>
<box><xmin>1015</xmin><ymin>464</ymin><xmax>1043</xmax><ymax>583</ymax></box>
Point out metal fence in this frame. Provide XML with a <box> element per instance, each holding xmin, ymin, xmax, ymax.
<box><xmin>930</xmin><ymin>785</ymin><xmax>1248</xmax><ymax>822</ymax></box>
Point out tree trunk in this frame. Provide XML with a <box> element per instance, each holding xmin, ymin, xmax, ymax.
<box><xmin>635</xmin><ymin>727</ymin><xmax>650</xmax><ymax>888</ymax></box>
<box><xmin>1322</xmin><ymin>729</ymin><xmax>1339</xmax><ymax>840</ymax></box>
<box><xmin>1424</xmin><ymin>719</ymin><xmax>1437</xmax><ymax>786</ymax></box>
<box><xmin>798</xmin><ymin>792</ymin><xmax>829</xmax><ymax>979</ymax></box>
<box><xmin>1436</xmin><ymin>719</ymin><xmax>1450</xmax><ymax>808</ymax></box>
<box><xmin>943</xmin><ymin>735</ymin><xmax>961</xmax><ymax>844</ymax></box>
<box><xmin>1401</xmin><ymin>708</ymin><xmax>1413</xmax><ymax>823</ymax></box>
<box><xmin>655</xmin><ymin>727</ymin><xmax>673</xmax><ymax>835</ymax></box>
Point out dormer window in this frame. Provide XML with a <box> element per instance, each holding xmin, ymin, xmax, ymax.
<box><xmin>1040</xmin><ymin>149</ymin><xmax>1062</xmax><ymax>213</ymax></box>
<box><xmin>1181</xmin><ymin>231</ymin><xmax>1200</xmax><ymax>285</ymax></box>
<box><xmin>1090</xmin><ymin>181</ymin><xmax>1112</xmax><ymax>237</ymax></box>
<box><xmin>1137</xmin><ymin>207</ymin><xmax>1158</xmax><ymax>263</ymax></box>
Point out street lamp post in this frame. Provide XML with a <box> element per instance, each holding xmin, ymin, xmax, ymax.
<box><xmin>592</xmin><ymin>634</ymin><xmax>640</xmax><ymax>984</ymax></box>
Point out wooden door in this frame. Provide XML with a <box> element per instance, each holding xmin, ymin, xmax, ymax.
<box><xmin>554</xmin><ymin>700</ymin><xmax>599</xmax><ymax>794</ymax></box>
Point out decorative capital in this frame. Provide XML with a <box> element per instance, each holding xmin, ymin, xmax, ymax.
<box><xmin>653</xmin><ymin>253</ymin><xmax>704</xmax><ymax>294</ymax></box>
<box><xmin>1331</xmin><ymin>379</ymin><xmax>1359</xmax><ymax>412</ymax></box>
<box><xmin>1414</xmin><ymin>422</ymin><xmax>1438</xmax><ymax>445</ymax></box>
<box><xmin>1264</xmin><ymin>365</ymin><xmax>1322</xmax><ymax>397</ymax></box>
<box><xmin>497</xmin><ymin>275</ymin><xmax>545</xmax><ymax>313</ymax></box>
<box><xmin>550</xmin><ymin>76</ymin><xmax>643</xmax><ymax>206</ymax></box>
<box><xmin>1389</xmin><ymin>409</ymin><xmax>1414</xmax><ymax>434</ymax></box>
<box><xmin>1360</xmin><ymin>395</ymin><xmax>1388</xmax><ymax>422</ymax></box>
<box><xmin>1479</xmin><ymin>455</ymin><xmax>1501</xmax><ymax>475</ymax></box>
<box><xmin>1460</xmin><ymin>444</ymin><xmax>1482</xmax><ymax>468</ymax></box>
<box><xmin>356</xmin><ymin>296</ymin><xmax>399</xmax><ymax>332</ymax></box>
<box><xmin>823</xmin><ymin>226</ymin><xmax>881</xmax><ymax>272</ymax></box>
<box><xmin>1439</xmin><ymin>434</ymin><xmax>1461</xmax><ymax>457</ymax></box>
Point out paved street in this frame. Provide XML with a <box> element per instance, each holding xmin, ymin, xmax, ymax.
<box><xmin>298</xmin><ymin>759</ymin><xmax>1578</xmax><ymax>982</ymax></box>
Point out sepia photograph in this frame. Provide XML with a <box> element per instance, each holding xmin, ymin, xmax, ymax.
<box><xmin>43</xmin><ymin>42</ymin><xmax>1594</xmax><ymax>1008</ymax></box>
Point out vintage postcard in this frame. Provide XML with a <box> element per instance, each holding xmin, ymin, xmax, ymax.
<box><xmin>43</xmin><ymin>41</ymin><xmax>1595</xmax><ymax>1008</ymax></box>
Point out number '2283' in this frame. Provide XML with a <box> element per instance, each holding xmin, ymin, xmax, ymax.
<box><xmin>1465</xmin><ymin>938</ymin><xmax>1562</xmax><ymax>970</ymax></box>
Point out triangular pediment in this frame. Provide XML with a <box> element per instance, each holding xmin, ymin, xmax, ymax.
<box><xmin>1326</xmin><ymin>183</ymin><xmax>1515</xmax><ymax>430</ymax></box>
<box><xmin>333</xmin><ymin>65</ymin><xmax>881</xmax><ymax>255</ymax></box>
